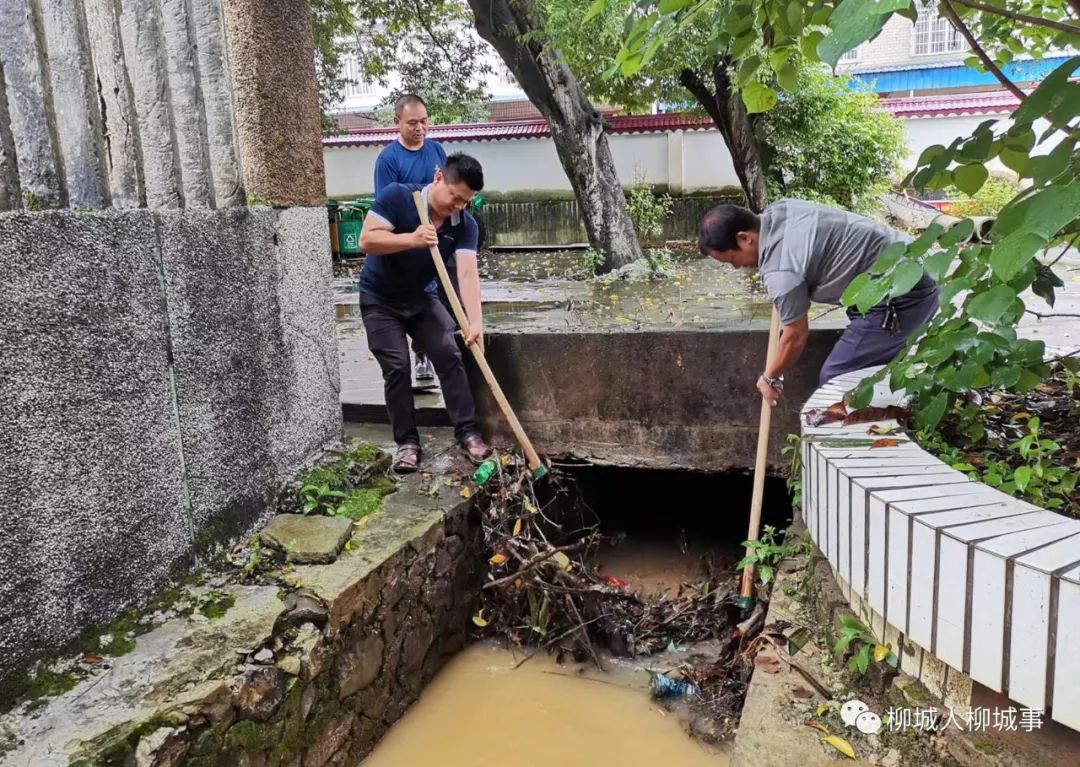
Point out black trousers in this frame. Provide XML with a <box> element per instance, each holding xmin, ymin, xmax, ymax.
<box><xmin>360</xmin><ymin>289</ymin><xmax>479</xmax><ymax>446</ymax></box>
<box><xmin>412</xmin><ymin>260</ymin><xmax>458</xmax><ymax>361</ymax></box>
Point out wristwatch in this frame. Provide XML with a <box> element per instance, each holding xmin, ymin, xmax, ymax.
<box><xmin>761</xmin><ymin>372</ymin><xmax>784</xmax><ymax>390</ymax></box>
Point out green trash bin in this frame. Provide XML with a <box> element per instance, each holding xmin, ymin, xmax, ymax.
<box><xmin>338</xmin><ymin>208</ymin><xmax>362</xmax><ymax>256</ymax></box>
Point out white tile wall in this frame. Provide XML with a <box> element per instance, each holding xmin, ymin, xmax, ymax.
<box><xmin>800</xmin><ymin>366</ymin><xmax>1080</xmax><ymax>732</ymax></box>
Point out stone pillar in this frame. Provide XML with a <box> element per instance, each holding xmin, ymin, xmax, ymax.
<box><xmin>221</xmin><ymin>0</ymin><xmax>325</xmax><ymax>207</ymax></box>
<box><xmin>667</xmin><ymin>130</ymin><xmax>684</xmax><ymax>196</ymax></box>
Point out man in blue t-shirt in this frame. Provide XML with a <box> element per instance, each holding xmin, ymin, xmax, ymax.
<box><xmin>358</xmin><ymin>153</ymin><xmax>492</xmax><ymax>472</ymax></box>
<box><xmin>373</xmin><ymin>94</ymin><xmax>448</xmax><ymax>385</ymax></box>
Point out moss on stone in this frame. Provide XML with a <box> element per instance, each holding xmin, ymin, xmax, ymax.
<box><xmin>336</xmin><ymin>488</ymin><xmax>386</xmax><ymax>521</ymax></box>
<box><xmin>0</xmin><ymin>666</ymin><xmax>80</xmax><ymax>711</ymax></box>
<box><xmin>81</xmin><ymin>713</ymin><xmax>181</xmax><ymax>766</ymax></box>
<box><xmin>225</xmin><ymin>720</ymin><xmax>269</xmax><ymax>751</ymax></box>
<box><xmin>971</xmin><ymin>734</ymin><xmax>1000</xmax><ymax>755</ymax></box>
<box><xmin>202</xmin><ymin>592</ymin><xmax>236</xmax><ymax>620</ymax></box>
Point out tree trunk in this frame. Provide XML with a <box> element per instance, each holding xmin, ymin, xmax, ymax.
<box><xmin>468</xmin><ymin>0</ymin><xmax>642</xmax><ymax>270</ymax></box>
<box><xmin>679</xmin><ymin>59</ymin><xmax>769</xmax><ymax>213</ymax></box>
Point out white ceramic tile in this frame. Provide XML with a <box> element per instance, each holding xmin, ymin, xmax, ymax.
<box><xmin>936</xmin><ymin>535</ymin><xmax>968</xmax><ymax>670</ymax></box>
<box><xmin>871</xmin><ymin>483</ymin><xmax>991</xmax><ymax>506</ymax></box>
<box><xmin>969</xmin><ymin>549</ymin><xmax>1008</xmax><ymax>691</ymax></box>
<box><xmin>1013</xmin><ymin>533</ymin><xmax>1080</xmax><ymax>575</ymax></box>
<box><xmin>941</xmin><ymin>511</ymin><xmax>1064</xmax><ymax>544</ymax></box>
<box><xmin>1051</xmin><ymin>580</ymin><xmax>1080</xmax><ymax>731</ymax></box>
<box><xmin>908</xmin><ymin>519</ymin><xmax>938</xmax><ymax>651</ymax></box>
<box><xmin>1008</xmin><ymin>562</ymin><xmax>1052</xmax><ymax>710</ymax></box>
<box><xmin>977</xmin><ymin>522</ymin><xmax>1080</xmax><ymax>559</ymax></box>
<box><xmin>886</xmin><ymin>506</ymin><xmax>911</xmax><ymax>633</ymax></box>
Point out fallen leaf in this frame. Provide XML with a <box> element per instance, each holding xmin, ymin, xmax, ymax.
<box><xmin>753</xmin><ymin>653</ymin><xmax>783</xmax><ymax>673</ymax></box>
<box><xmin>870</xmin><ymin>438</ymin><xmax>901</xmax><ymax>448</ymax></box>
<box><xmin>512</xmin><ymin>518</ymin><xmax>522</xmax><ymax>537</ymax></box>
<box><xmin>552</xmin><ymin>552</ymin><xmax>572</xmax><ymax>570</ymax></box>
<box><xmin>82</xmin><ymin>653</ymin><xmax>104</xmax><ymax>665</ymax></box>
<box><xmin>1011</xmin><ymin>411</ymin><xmax>1032</xmax><ymax>422</ymax></box>
<box><xmin>816</xmin><ymin>704</ymin><xmax>830</xmax><ymax>717</ymax></box>
<box><xmin>500</xmin><ymin>454</ymin><xmax>512</xmax><ymax>468</ymax></box>
<box><xmin>792</xmin><ymin>686</ymin><xmax>815</xmax><ymax>699</ymax></box>
<box><xmin>867</xmin><ymin>424</ymin><xmax>898</xmax><ymax>435</ymax></box>
<box><xmin>823</xmin><ymin>735</ymin><xmax>856</xmax><ymax>760</ymax></box>
<box><xmin>522</xmin><ymin>496</ymin><xmax>537</xmax><ymax>514</ymax></box>
<box><xmin>472</xmin><ymin>610</ymin><xmax>489</xmax><ymax>627</ymax></box>
<box><xmin>805</xmin><ymin>722</ymin><xmax>830</xmax><ymax>734</ymax></box>
<box><xmin>489</xmin><ymin>553</ymin><xmax>507</xmax><ymax>566</ymax></box>
<box><xmin>843</xmin><ymin>406</ymin><xmax>907</xmax><ymax>426</ymax></box>
<box><xmin>459</xmin><ymin>487</ymin><xmax>473</xmax><ymax>499</ymax></box>
<box><xmin>874</xmin><ymin>643</ymin><xmax>890</xmax><ymax>662</ymax></box>
<box><xmin>601</xmin><ymin>575</ymin><xmax>628</xmax><ymax>589</ymax></box>
<box><xmin>805</xmin><ymin>401</ymin><xmax>848</xmax><ymax>426</ymax></box>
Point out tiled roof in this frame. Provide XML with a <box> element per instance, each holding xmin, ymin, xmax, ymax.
<box><xmin>322</xmin><ymin>91</ymin><xmax>1026</xmax><ymax>148</ymax></box>
<box><xmin>881</xmin><ymin>91</ymin><xmax>1021</xmax><ymax>118</ymax></box>
<box><xmin>323</xmin><ymin>112</ymin><xmax>714</xmax><ymax>148</ymax></box>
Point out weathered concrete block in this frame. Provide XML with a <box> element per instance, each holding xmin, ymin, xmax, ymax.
<box><xmin>471</xmin><ymin>328</ymin><xmax>842</xmax><ymax>472</ymax></box>
<box><xmin>158</xmin><ymin>207</ymin><xmax>339</xmax><ymax>547</ymax></box>
<box><xmin>261</xmin><ymin>515</ymin><xmax>353</xmax><ymax>565</ymax></box>
<box><xmin>0</xmin><ymin>210</ymin><xmax>188</xmax><ymax>680</ymax></box>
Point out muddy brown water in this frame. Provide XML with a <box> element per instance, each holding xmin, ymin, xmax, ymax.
<box><xmin>361</xmin><ymin>642</ymin><xmax>731</xmax><ymax>767</ymax></box>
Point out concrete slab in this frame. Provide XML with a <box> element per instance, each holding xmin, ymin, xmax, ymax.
<box><xmin>260</xmin><ymin>514</ymin><xmax>353</xmax><ymax>564</ymax></box>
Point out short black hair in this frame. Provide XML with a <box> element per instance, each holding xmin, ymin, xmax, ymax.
<box><xmin>394</xmin><ymin>93</ymin><xmax>428</xmax><ymax>118</ymax></box>
<box><xmin>443</xmin><ymin>153</ymin><xmax>484</xmax><ymax>191</ymax></box>
<box><xmin>698</xmin><ymin>204</ymin><xmax>760</xmax><ymax>254</ymax></box>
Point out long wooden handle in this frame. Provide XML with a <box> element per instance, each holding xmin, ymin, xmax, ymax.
<box><xmin>740</xmin><ymin>306</ymin><xmax>782</xmax><ymax>601</ymax></box>
<box><xmin>411</xmin><ymin>191</ymin><xmax>544</xmax><ymax>474</ymax></box>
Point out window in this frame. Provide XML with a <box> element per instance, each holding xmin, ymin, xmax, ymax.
<box><xmin>341</xmin><ymin>55</ymin><xmax>375</xmax><ymax>98</ymax></box>
<box><xmin>912</xmin><ymin>7</ymin><xmax>966</xmax><ymax>55</ymax></box>
<box><xmin>840</xmin><ymin>46</ymin><xmax>860</xmax><ymax>62</ymax></box>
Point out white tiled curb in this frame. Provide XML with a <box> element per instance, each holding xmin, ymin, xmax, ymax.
<box><xmin>800</xmin><ymin>363</ymin><xmax>1080</xmax><ymax>730</ymax></box>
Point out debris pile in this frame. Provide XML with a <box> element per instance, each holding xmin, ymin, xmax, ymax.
<box><xmin>473</xmin><ymin>455</ymin><xmax>764</xmax><ymax>741</ymax></box>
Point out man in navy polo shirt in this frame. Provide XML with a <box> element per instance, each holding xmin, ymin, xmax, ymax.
<box><xmin>374</xmin><ymin>93</ymin><xmax>448</xmax><ymax>385</ymax></box>
<box><xmin>358</xmin><ymin>153</ymin><xmax>491</xmax><ymax>472</ymax></box>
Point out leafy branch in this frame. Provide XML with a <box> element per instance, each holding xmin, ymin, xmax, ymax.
<box><xmin>940</xmin><ymin>0</ymin><xmax>1026</xmax><ymax>101</ymax></box>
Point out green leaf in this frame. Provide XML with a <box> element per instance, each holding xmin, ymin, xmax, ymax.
<box><xmin>917</xmin><ymin>144</ymin><xmax>945</xmax><ymax>167</ymax></box>
<box><xmin>958</xmin><ymin>130</ymin><xmax>994</xmax><ymax>162</ymax></box>
<box><xmin>736</xmin><ymin>55</ymin><xmax>762</xmax><ymax>87</ymax></box>
<box><xmin>1014</xmin><ymin>57</ymin><xmax>1080</xmax><ymax>127</ymax></box>
<box><xmin>954</xmin><ymin>164</ymin><xmax>989</xmax><ymax>196</ymax></box>
<box><xmin>871</xmin><ymin>242</ymin><xmax>907</xmax><ymax>274</ymax></box>
<box><xmin>890</xmin><ymin>260</ymin><xmax>925</xmax><ymax>298</ymax></box>
<box><xmin>786</xmin><ymin>3</ymin><xmax>803</xmax><ymax>34</ymax></box>
<box><xmin>769</xmin><ymin>47</ymin><xmax>791</xmax><ymax>71</ymax></box>
<box><xmin>991</xmin><ymin>177</ymin><xmax>1080</xmax><ymax>280</ymax></box>
<box><xmin>917</xmin><ymin>391</ymin><xmax>949</xmax><ymax>431</ymax></box>
<box><xmin>583</xmin><ymin>0</ymin><xmax>607</xmax><ymax>24</ymax></box>
<box><xmin>818</xmin><ymin>0</ymin><xmax>907</xmax><ymax>68</ymax></box>
<box><xmin>730</xmin><ymin>29</ymin><xmax>757</xmax><ymax>59</ymax></box>
<box><xmin>939</xmin><ymin>220</ymin><xmax>975</xmax><ymax>247</ymax></box>
<box><xmin>777</xmin><ymin>63</ymin><xmax>798</xmax><ymax>92</ymax></box>
<box><xmin>1000</xmin><ymin>148</ymin><xmax>1031</xmax><ymax>176</ymax></box>
<box><xmin>658</xmin><ymin>0</ymin><xmax>694</xmax><ymax>13</ymax></box>
<box><xmin>742</xmin><ymin>81</ymin><xmax>777</xmax><ymax>113</ymax></box>
<box><xmin>1013</xmin><ymin>466</ymin><xmax>1032</xmax><ymax>492</ymax></box>
<box><xmin>800</xmin><ymin>31</ymin><xmax>825</xmax><ymax>62</ymax></box>
<box><xmin>966</xmin><ymin>285</ymin><xmax>1018</xmax><ymax>325</ymax></box>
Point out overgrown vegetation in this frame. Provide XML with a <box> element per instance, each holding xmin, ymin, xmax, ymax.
<box><xmin>947</xmin><ymin>175</ymin><xmax>1024</xmax><ymax>218</ymax></box>
<box><xmin>287</xmin><ymin>439</ymin><xmax>395</xmax><ymax>523</ymax></box>
<box><xmin>736</xmin><ymin>525</ymin><xmax>808</xmax><ymax>586</ymax></box>
<box><xmin>612</xmin><ymin>0</ymin><xmax>1080</xmax><ymax>441</ymax></box>
<box><xmin>755</xmin><ymin>66</ymin><xmax>905</xmax><ymax>215</ymax></box>
<box><xmin>917</xmin><ymin>360</ymin><xmax>1080</xmax><ymax>517</ymax></box>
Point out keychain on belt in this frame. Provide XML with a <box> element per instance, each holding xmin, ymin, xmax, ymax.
<box><xmin>881</xmin><ymin>301</ymin><xmax>901</xmax><ymax>333</ymax></box>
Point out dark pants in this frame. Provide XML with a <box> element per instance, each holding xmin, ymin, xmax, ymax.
<box><xmin>819</xmin><ymin>276</ymin><xmax>940</xmax><ymax>386</ymax></box>
<box><xmin>360</xmin><ymin>289</ymin><xmax>479</xmax><ymax>446</ymax></box>
<box><xmin>412</xmin><ymin>260</ymin><xmax>458</xmax><ymax>362</ymax></box>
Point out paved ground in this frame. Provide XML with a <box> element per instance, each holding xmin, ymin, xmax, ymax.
<box><xmin>337</xmin><ymin>249</ymin><xmax>1080</xmax><ymax>416</ymax></box>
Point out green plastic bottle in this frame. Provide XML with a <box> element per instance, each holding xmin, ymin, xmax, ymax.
<box><xmin>473</xmin><ymin>458</ymin><xmax>498</xmax><ymax>486</ymax></box>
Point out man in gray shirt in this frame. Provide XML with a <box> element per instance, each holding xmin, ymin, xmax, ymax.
<box><xmin>698</xmin><ymin>199</ymin><xmax>940</xmax><ymax>406</ymax></box>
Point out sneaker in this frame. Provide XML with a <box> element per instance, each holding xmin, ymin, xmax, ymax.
<box><xmin>414</xmin><ymin>354</ymin><xmax>435</xmax><ymax>381</ymax></box>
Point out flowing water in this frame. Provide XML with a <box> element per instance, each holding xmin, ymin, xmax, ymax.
<box><xmin>361</xmin><ymin>641</ymin><xmax>731</xmax><ymax>767</ymax></box>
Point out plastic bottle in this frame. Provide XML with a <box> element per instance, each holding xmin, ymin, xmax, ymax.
<box><xmin>473</xmin><ymin>458</ymin><xmax>498</xmax><ymax>486</ymax></box>
<box><xmin>650</xmin><ymin>673</ymin><xmax>699</xmax><ymax>700</ymax></box>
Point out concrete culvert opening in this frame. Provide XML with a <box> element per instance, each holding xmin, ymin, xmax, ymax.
<box><xmin>365</xmin><ymin>463</ymin><xmax>795</xmax><ymax>765</ymax></box>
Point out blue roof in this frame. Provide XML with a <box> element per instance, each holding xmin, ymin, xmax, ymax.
<box><xmin>850</xmin><ymin>55</ymin><xmax>1074</xmax><ymax>93</ymax></box>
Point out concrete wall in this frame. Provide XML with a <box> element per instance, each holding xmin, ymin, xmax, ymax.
<box><xmin>324</xmin><ymin>129</ymin><xmax>745</xmax><ymax>198</ymax></box>
<box><xmin>471</xmin><ymin>328</ymin><xmax>843</xmax><ymax>473</ymax></box>
<box><xmin>323</xmin><ymin>111</ymin><xmax>1013</xmax><ymax>199</ymax></box>
<box><xmin>0</xmin><ymin>0</ymin><xmax>338</xmax><ymax>680</ymax></box>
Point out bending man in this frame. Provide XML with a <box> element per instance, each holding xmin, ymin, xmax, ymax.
<box><xmin>698</xmin><ymin>198</ymin><xmax>940</xmax><ymax>406</ymax></box>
